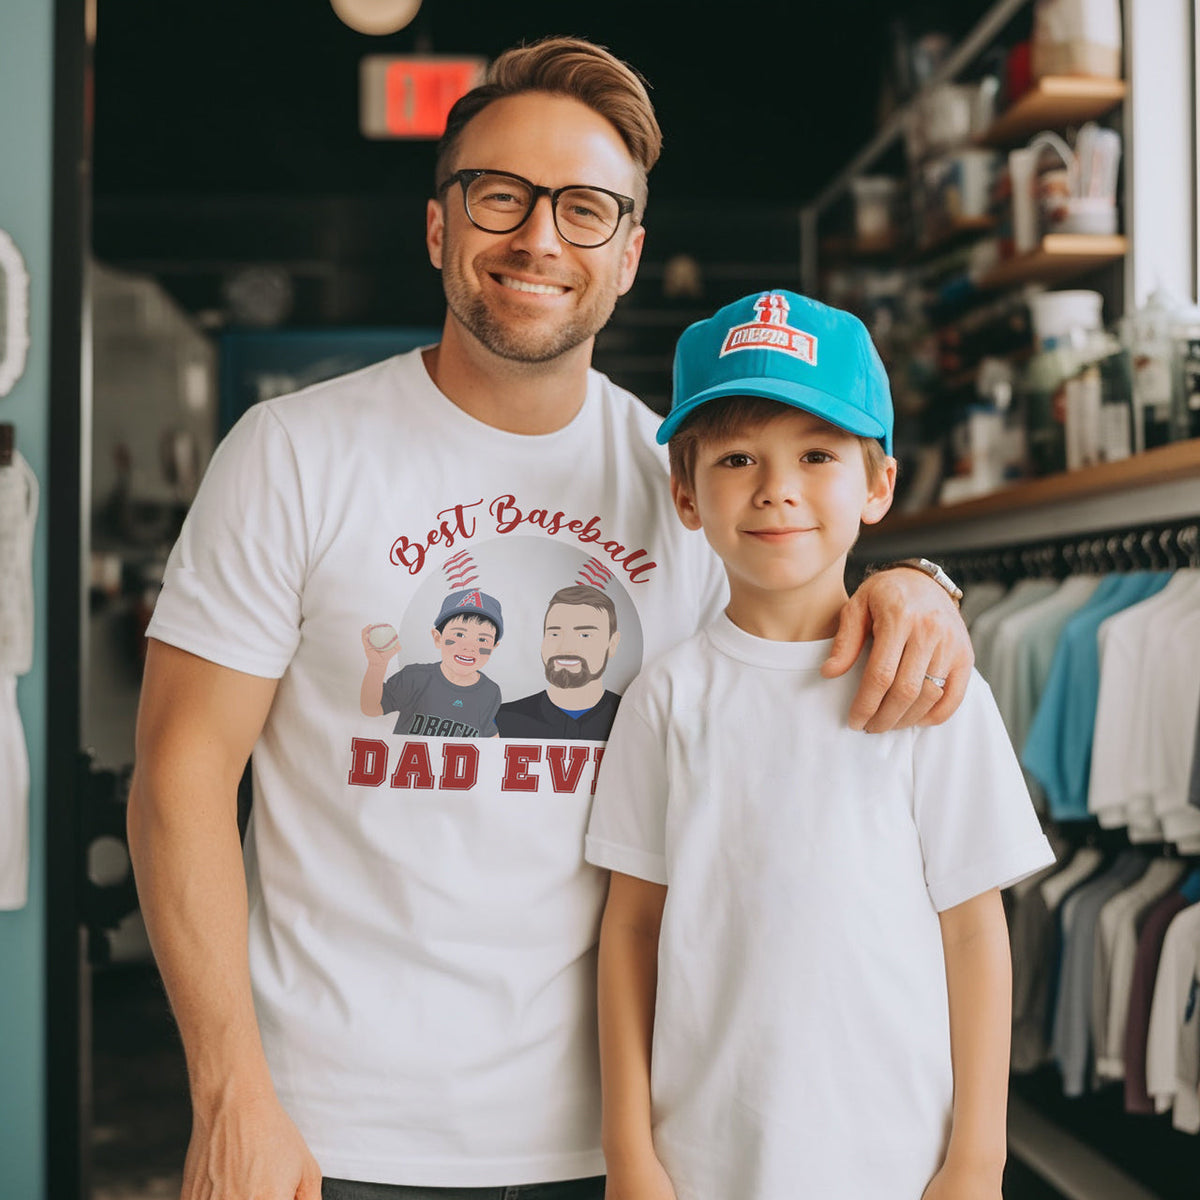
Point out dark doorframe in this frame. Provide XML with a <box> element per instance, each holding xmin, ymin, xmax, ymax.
<box><xmin>46</xmin><ymin>0</ymin><xmax>89</xmax><ymax>1196</ymax></box>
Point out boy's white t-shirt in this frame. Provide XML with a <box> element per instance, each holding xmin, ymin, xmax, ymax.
<box><xmin>586</xmin><ymin>614</ymin><xmax>1055</xmax><ymax>1200</ymax></box>
<box><xmin>145</xmin><ymin>349</ymin><xmax>728</xmax><ymax>1186</ymax></box>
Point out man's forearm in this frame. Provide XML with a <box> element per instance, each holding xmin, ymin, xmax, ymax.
<box><xmin>128</xmin><ymin>764</ymin><xmax>274</xmax><ymax>1105</ymax></box>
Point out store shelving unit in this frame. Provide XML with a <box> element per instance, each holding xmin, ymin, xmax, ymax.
<box><xmin>976</xmin><ymin>76</ymin><xmax>1127</xmax><ymax>147</ymax></box>
<box><xmin>976</xmin><ymin>233</ymin><xmax>1129</xmax><ymax>289</ymax></box>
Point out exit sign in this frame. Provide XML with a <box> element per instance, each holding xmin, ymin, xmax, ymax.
<box><xmin>361</xmin><ymin>55</ymin><xmax>487</xmax><ymax>139</ymax></box>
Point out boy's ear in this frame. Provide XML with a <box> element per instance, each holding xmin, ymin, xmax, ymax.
<box><xmin>670</xmin><ymin>475</ymin><xmax>703</xmax><ymax>531</ymax></box>
<box><xmin>860</xmin><ymin>456</ymin><xmax>898</xmax><ymax>526</ymax></box>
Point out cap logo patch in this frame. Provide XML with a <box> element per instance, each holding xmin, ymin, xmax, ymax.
<box><xmin>458</xmin><ymin>590</ymin><xmax>483</xmax><ymax>609</ymax></box>
<box><xmin>719</xmin><ymin>293</ymin><xmax>817</xmax><ymax>365</ymax></box>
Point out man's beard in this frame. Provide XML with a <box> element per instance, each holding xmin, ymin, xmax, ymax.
<box><xmin>441</xmin><ymin>247</ymin><xmax>621</xmax><ymax>364</ymax></box>
<box><xmin>544</xmin><ymin>652</ymin><xmax>610</xmax><ymax>690</ymax></box>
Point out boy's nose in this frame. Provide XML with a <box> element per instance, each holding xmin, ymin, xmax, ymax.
<box><xmin>753</xmin><ymin>467</ymin><xmax>801</xmax><ymax>506</ymax></box>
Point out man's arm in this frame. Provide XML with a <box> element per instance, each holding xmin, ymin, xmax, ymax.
<box><xmin>597</xmin><ymin>871</ymin><xmax>677</xmax><ymax>1200</ymax></box>
<box><xmin>127</xmin><ymin>638</ymin><xmax>322</xmax><ymax>1200</ymax></box>
<box><xmin>921</xmin><ymin>888</ymin><xmax>1011</xmax><ymax>1200</ymax></box>
<box><xmin>824</xmin><ymin>565</ymin><xmax>973</xmax><ymax>732</ymax></box>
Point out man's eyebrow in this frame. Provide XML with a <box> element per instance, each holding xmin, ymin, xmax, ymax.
<box><xmin>571</xmin><ymin>624</ymin><xmax>600</xmax><ymax>631</ymax></box>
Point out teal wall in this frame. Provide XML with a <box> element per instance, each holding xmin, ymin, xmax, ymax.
<box><xmin>0</xmin><ymin>0</ymin><xmax>56</xmax><ymax>1196</ymax></box>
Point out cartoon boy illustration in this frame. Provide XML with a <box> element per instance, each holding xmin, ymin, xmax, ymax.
<box><xmin>496</xmin><ymin>584</ymin><xmax>622</xmax><ymax>741</ymax></box>
<box><xmin>360</xmin><ymin>589</ymin><xmax>504</xmax><ymax>738</ymax></box>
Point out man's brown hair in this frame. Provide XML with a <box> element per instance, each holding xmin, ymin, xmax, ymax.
<box><xmin>667</xmin><ymin>395</ymin><xmax>890</xmax><ymax>493</ymax></box>
<box><xmin>544</xmin><ymin>584</ymin><xmax>618</xmax><ymax>639</ymax></box>
<box><xmin>436</xmin><ymin>36</ymin><xmax>662</xmax><ymax>213</ymax></box>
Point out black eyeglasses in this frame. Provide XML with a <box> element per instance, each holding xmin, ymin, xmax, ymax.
<box><xmin>437</xmin><ymin>169</ymin><xmax>637</xmax><ymax>248</ymax></box>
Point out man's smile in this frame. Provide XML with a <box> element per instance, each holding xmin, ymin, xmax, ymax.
<box><xmin>494</xmin><ymin>274</ymin><xmax>569</xmax><ymax>296</ymax></box>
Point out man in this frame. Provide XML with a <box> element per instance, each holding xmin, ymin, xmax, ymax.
<box><xmin>127</xmin><ymin>36</ymin><xmax>972</xmax><ymax>1200</ymax></box>
<box><xmin>496</xmin><ymin>584</ymin><xmax>622</xmax><ymax>740</ymax></box>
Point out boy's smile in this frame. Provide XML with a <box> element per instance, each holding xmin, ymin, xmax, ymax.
<box><xmin>672</xmin><ymin>407</ymin><xmax>895</xmax><ymax>640</ymax></box>
<box><xmin>433</xmin><ymin>617</ymin><xmax>496</xmax><ymax>685</ymax></box>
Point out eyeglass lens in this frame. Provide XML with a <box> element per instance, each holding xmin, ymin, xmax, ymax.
<box><xmin>463</xmin><ymin>173</ymin><xmax>623</xmax><ymax>246</ymax></box>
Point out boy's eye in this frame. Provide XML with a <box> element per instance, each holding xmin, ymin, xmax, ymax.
<box><xmin>719</xmin><ymin>452</ymin><xmax>754</xmax><ymax>468</ymax></box>
<box><xmin>801</xmin><ymin>450</ymin><xmax>835</xmax><ymax>464</ymax></box>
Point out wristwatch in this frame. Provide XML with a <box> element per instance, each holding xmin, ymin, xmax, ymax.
<box><xmin>867</xmin><ymin>557</ymin><xmax>964</xmax><ymax>605</ymax></box>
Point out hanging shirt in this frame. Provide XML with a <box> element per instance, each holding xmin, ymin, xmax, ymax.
<box><xmin>0</xmin><ymin>449</ymin><xmax>37</xmax><ymax>911</ymax></box>
<box><xmin>1023</xmin><ymin>573</ymin><xmax>1173</xmax><ymax>822</ymax></box>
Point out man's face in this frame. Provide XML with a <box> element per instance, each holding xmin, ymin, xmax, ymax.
<box><xmin>541</xmin><ymin>603</ymin><xmax>620</xmax><ymax>690</ymax></box>
<box><xmin>426</xmin><ymin>92</ymin><xmax>645</xmax><ymax>365</ymax></box>
<box><xmin>433</xmin><ymin>616</ymin><xmax>496</xmax><ymax>684</ymax></box>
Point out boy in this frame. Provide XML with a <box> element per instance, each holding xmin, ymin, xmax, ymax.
<box><xmin>360</xmin><ymin>587</ymin><xmax>504</xmax><ymax>737</ymax></box>
<box><xmin>586</xmin><ymin>290</ymin><xmax>1055</xmax><ymax>1200</ymax></box>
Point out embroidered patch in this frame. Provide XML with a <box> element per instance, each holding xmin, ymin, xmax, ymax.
<box><xmin>719</xmin><ymin>293</ymin><xmax>817</xmax><ymax>364</ymax></box>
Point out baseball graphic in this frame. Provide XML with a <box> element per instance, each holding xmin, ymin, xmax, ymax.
<box><xmin>366</xmin><ymin>623</ymin><xmax>399</xmax><ymax>652</ymax></box>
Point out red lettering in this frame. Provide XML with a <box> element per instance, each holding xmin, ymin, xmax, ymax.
<box><xmin>502</xmin><ymin>744</ymin><xmax>542</xmax><ymax>791</ymax></box>
<box><xmin>490</xmin><ymin>494</ymin><xmax>522</xmax><ymax>534</ymax></box>
<box><xmin>546</xmin><ymin>745</ymin><xmax>591</xmax><ymax>793</ymax></box>
<box><xmin>577</xmin><ymin>515</ymin><xmax>603</xmax><ymax>544</ymax></box>
<box><xmin>390</xmin><ymin>741</ymin><xmax>436</xmax><ymax>789</ymax></box>
<box><xmin>628</xmin><ymin>559</ymin><xmax>657</xmax><ymax>583</ymax></box>
<box><xmin>590</xmin><ymin>746</ymin><xmax>606</xmax><ymax>795</ymax></box>
<box><xmin>438</xmin><ymin>500</ymin><xmax>483</xmax><ymax>547</ymax></box>
<box><xmin>441</xmin><ymin>742</ymin><xmax>479</xmax><ymax>790</ymax></box>
<box><xmin>389</xmin><ymin>535</ymin><xmax>426</xmax><ymax>574</ymax></box>
<box><xmin>601</xmin><ymin>538</ymin><xmax>626</xmax><ymax>559</ymax></box>
<box><xmin>347</xmin><ymin>738</ymin><xmax>388</xmax><ymax>787</ymax></box>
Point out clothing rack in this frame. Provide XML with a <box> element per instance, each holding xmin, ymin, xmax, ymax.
<box><xmin>933</xmin><ymin>518</ymin><xmax>1200</xmax><ymax>586</ymax></box>
<box><xmin>941</xmin><ymin>516</ymin><xmax>1200</xmax><ymax>1200</ymax></box>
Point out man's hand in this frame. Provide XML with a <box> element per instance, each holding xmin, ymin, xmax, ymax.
<box><xmin>181</xmin><ymin>1087</ymin><xmax>322</xmax><ymax>1200</ymax></box>
<box><xmin>823</xmin><ymin>565</ymin><xmax>972</xmax><ymax>732</ymax></box>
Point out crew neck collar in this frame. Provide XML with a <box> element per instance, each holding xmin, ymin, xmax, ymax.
<box><xmin>705</xmin><ymin>611</ymin><xmax>834</xmax><ymax>670</ymax></box>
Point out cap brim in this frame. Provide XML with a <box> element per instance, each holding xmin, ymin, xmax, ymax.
<box><xmin>656</xmin><ymin>377</ymin><xmax>888</xmax><ymax>448</ymax></box>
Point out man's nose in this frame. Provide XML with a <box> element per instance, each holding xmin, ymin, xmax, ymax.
<box><xmin>507</xmin><ymin>194</ymin><xmax>564</xmax><ymax>257</ymax></box>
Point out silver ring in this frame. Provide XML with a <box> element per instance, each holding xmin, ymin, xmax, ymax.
<box><xmin>924</xmin><ymin>673</ymin><xmax>947</xmax><ymax>689</ymax></box>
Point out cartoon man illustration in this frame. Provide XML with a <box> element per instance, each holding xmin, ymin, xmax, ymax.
<box><xmin>360</xmin><ymin>588</ymin><xmax>504</xmax><ymax>738</ymax></box>
<box><xmin>496</xmin><ymin>584</ymin><xmax>622</xmax><ymax>740</ymax></box>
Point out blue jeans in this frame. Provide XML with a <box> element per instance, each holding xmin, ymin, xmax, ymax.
<box><xmin>321</xmin><ymin>1176</ymin><xmax>605</xmax><ymax>1200</ymax></box>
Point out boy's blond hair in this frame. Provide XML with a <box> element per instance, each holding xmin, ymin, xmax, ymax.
<box><xmin>667</xmin><ymin>395</ymin><xmax>890</xmax><ymax>493</ymax></box>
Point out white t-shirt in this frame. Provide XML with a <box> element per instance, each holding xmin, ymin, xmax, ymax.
<box><xmin>146</xmin><ymin>348</ymin><xmax>727</xmax><ymax>1187</ymax></box>
<box><xmin>585</xmin><ymin>615</ymin><xmax>1055</xmax><ymax>1200</ymax></box>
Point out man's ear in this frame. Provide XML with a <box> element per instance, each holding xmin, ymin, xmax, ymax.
<box><xmin>860</xmin><ymin>456</ymin><xmax>898</xmax><ymax>526</ymax></box>
<box><xmin>671</xmin><ymin>474</ymin><xmax>702</xmax><ymax>531</ymax></box>
<box><xmin>607</xmin><ymin>630</ymin><xmax>622</xmax><ymax>657</ymax></box>
<box><xmin>426</xmin><ymin>198</ymin><xmax>445</xmax><ymax>270</ymax></box>
<box><xmin>615</xmin><ymin>223</ymin><xmax>645</xmax><ymax>297</ymax></box>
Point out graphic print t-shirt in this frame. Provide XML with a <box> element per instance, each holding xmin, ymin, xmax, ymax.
<box><xmin>382</xmin><ymin>661</ymin><xmax>501</xmax><ymax>737</ymax></box>
<box><xmin>145</xmin><ymin>348</ymin><xmax>726</xmax><ymax>1188</ymax></box>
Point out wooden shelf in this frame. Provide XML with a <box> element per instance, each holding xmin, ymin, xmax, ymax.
<box><xmin>976</xmin><ymin>234</ymin><xmax>1127</xmax><ymax>290</ymax></box>
<box><xmin>977</xmin><ymin>76</ymin><xmax>1127</xmax><ymax>148</ymax></box>
<box><xmin>911</xmin><ymin>216</ymin><xmax>997</xmax><ymax>262</ymax></box>
<box><xmin>819</xmin><ymin>232</ymin><xmax>901</xmax><ymax>261</ymax></box>
<box><xmin>862</xmin><ymin>440</ymin><xmax>1200</xmax><ymax>541</ymax></box>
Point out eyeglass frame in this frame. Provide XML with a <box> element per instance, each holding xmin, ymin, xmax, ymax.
<box><xmin>436</xmin><ymin>168</ymin><xmax>638</xmax><ymax>248</ymax></box>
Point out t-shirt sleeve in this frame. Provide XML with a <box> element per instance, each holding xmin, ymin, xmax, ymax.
<box><xmin>145</xmin><ymin>403</ymin><xmax>309</xmax><ymax>678</ymax></box>
<box><xmin>380</xmin><ymin>664</ymin><xmax>420</xmax><ymax>716</ymax></box>
<box><xmin>585</xmin><ymin>682</ymin><xmax>670</xmax><ymax>885</ymax></box>
<box><xmin>913</xmin><ymin>669</ymin><xmax>1057</xmax><ymax>911</ymax></box>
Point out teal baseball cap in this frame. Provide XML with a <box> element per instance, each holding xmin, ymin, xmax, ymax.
<box><xmin>657</xmin><ymin>289</ymin><xmax>893</xmax><ymax>453</ymax></box>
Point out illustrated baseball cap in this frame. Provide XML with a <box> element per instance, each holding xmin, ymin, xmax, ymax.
<box><xmin>657</xmin><ymin>289</ymin><xmax>893</xmax><ymax>453</ymax></box>
<box><xmin>435</xmin><ymin>588</ymin><xmax>504</xmax><ymax>641</ymax></box>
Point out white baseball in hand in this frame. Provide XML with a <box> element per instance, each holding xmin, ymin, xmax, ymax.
<box><xmin>366</xmin><ymin>623</ymin><xmax>399</xmax><ymax>651</ymax></box>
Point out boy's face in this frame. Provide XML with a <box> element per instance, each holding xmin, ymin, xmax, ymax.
<box><xmin>432</xmin><ymin>616</ymin><xmax>496</xmax><ymax>685</ymax></box>
<box><xmin>671</xmin><ymin>407</ymin><xmax>895</xmax><ymax>612</ymax></box>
